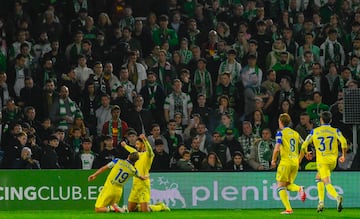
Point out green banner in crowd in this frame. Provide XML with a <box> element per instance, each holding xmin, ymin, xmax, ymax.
<box><xmin>0</xmin><ymin>170</ymin><xmax>359</xmax><ymax>210</ymax></box>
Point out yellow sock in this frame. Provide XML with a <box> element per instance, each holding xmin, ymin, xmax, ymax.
<box><xmin>325</xmin><ymin>183</ymin><xmax>338</xmax><ymax>199</ymax></box>
<box><xmin>287</xmin><ymin>183</ymin><xmax>300</xmax><ymax>192</ymax></box>
<box><xmin>316</xmin><ymin>179</ymin><xmax>325</xmax><ymax>203</ymax></box>
<box><xmin>149</xmin><ymin>204</ymin><xmax>162</xmax><ymax>212</ymax></box>
<box><xmin>278</xmin><ymin>187</ymin><xmax>292</xmax><ymax>211</ymax></box>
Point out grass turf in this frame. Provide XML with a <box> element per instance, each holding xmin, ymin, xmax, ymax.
<box><xmin>0</xmin><ymin>209</ymin><xmax>359</xmax><ymax>219</ymax></box>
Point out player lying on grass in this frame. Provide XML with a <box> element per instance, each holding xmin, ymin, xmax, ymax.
<box><xmin>88</xmin><ymin>152</ymin><xmax>148</xmax><ymax>213</ymax></box>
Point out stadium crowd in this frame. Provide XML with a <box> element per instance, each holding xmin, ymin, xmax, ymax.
<box><xmin>0</xmin><ymin>0</ymin><xmax>359</xmax><ymax>171</ymax></box>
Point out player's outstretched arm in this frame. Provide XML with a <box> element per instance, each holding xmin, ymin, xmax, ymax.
<box><xmin>336</xmin><ymin>129</ymin><xmax>347</xmax><ymax>163</ymax></box>
<box><xmin>140</xmin><ymin>134</ymin><xmax>155</xmax><ymax>157</ymax></box>
<box><xmin>271</xmin><ymin>143</ymin><xmax>280</xmax><ymax>168</ymax></box>
<box><xmin>88</xmin><ymin>165</ymin><xmax>109</xmax><ymax>182</ymax></box>
<box><xmin>121</xmin><ymin>141</ymin><xmax>137</xmax><ymax>153</ymax></box>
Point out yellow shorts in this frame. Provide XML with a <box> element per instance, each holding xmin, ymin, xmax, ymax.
<box><xmin>276</xmin><ymin>163</ymin><xmax>299</xmax><ymax>183</ymax></box>
<box><xmin>317</xmin><ymin>162</ymin><xmax>336</xmax><ymax>179</ymax></box>
<box><xmin>128</xmin><ymin>183</ymin><xmax>150</xmax><ymax>203</ymax></box>
<box><xmin>95</xmin><ymin>185</ymin><xmax>123</xmax><ymax>208</ymax></box>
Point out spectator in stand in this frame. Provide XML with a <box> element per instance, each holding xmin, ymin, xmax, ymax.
<box><xmin>41</xmin><ymin>135</ymin><xmax>60</xmax><ymax>169</ymax></box>
<box><xmin>127</xmin><ymin>95</ymin><xmax>154</xmax><ymax>135</ymax></box>
<box><xmin>1</xmin><ymin>98</ymin><xmax>23</xmax><ymax>127</ymax></box>
<box><xmin>148</xmin><ymin>123</ymin><xmax>169</xmax><ymax>153</ymax></box>
<box><xmin>122</xmin><ymin>50</ymin><xmax>146</xmax><ymax>93</ymax></box>
<box><xmin>65</xmin><ymin>31</ymin><xmax>84</xmax><ymax>65</ymax></box>
<box><xmin>43</xmin><ymin>39</ymin><xmax>67</xmax><ymax>75</ymax></box>
<box><xmin>241</xmin><ymin>54</ymin><xmax>263</xmax><ymax>87</ymax></box>
<box><xmin>271</xmin><ymin>52</ymin><xmax>295</xmax><ymax>84</ymax></box>
<box><xmin>50</xmin><ymin>85</ymin><xmax>81</xmax><ymax>131</ymax></box>
<box><xmin>164</xmin><ymin>119</ymin><xmax>184</xmax><ymax>159</ymax></box>
<box><xmin>40</xmin><ymin>9</ymin><xmax>63</xmax><ymax>40</ymax></box>
<box><xmin>295</xmin><ymin>112</ymin><xmax>314</xmax><ymax>140</ymax></box>
<box><xmin>111</xmin><ymin>85</ymin><xmax>132</xmax><ymax>119</ymax></box>
<box><xmin>102</xmin><ymin>62</ymin><xmax>120</xmax><ymax>98</ymax></box>
<box><xmin>151</xmin><ymin>49</ymin><xmax>176</xmax><ymax>95</ymax></box>
<box><xmin>8</xmin><ymin>54</ymin><xmax>30</xmax><ymax>99</ymax></box>
<box><xmin>60</xmin><ymin>67</ymin><xmax>81</xmax><ymax>104</ymax></box>
<box><xmin>215</xmin><ymin>113</ymin><xmax>239</xmax><ymax>139</ymax></box>
<box><xmin>8</xmin><ymin>29</ymin><xmax>32</xmax><ymax>62</ymax></box>
<box><xmin>248</xmin><ymin>128</ymin><xmax>275</xmax><ymax>171</ymax></box>
<box><xmin>19</xmin><ymin>146</ymin><xmax>41</xmax><ymax>169</ymax></box>
<box><xmin>140</xmin><ymin>71</ymin><xmax>166</xmax><ymax>128</ymax></box>
<box><xmin>74</xmin><ymin>54</ymin><xmax>94</xmax><ymax>91</ymax></box>
<box><xmin>164</xmin><ymin>79</ymin><xmax>193</xmax><ymax>126</ymax></box>
<box><xmin>75</xmin><ymin>137</ymin><xmax>97</xmax><ymax>169</ymax></box>
<box><xmin>306</xmin><ymin>91</ymin><xmax>329</xmax><ymax>127</ymax></box>
<box><xmin>0</xmin><ymin>72</ymin><xmax>15</xmax><ymax>111</ymax></box>
<box><xmin>243</xmin><ymin>73</ymin><xmax>272</xmax><ymax>116</ymax></box>
<box><xmin>209</xmin><ymin>131</ymin><xmax>231</xmax><ymax>167</ymax></box>
<box><xmin>2</xmin><ymin>132</ymin><xmax>27</xmax><ymax>169</ymax></box>
<box><xmin>152</xmin><ymin>14</ymin><xmax>179</xmax><ymax>50</ymax></box>
<box><xmin>80</xmin><ymin>82</ymin><xmax>100</xmax><ymax>136</ymax></box>
<box><xmin>94</xmin><ymin>135</ymin><xmax>121</xmax><ymax>169</ymax></box>
<box><xmin>238</xmin><ymin>121</ymin><xmax>260</xmax><ymax>162</ymax></box>
<box><xmin>298</xmin><ymin>79</ymin><xmax>315</xmax><ymax>112</ymax></box>
<box><xmin>225</xmin><ymin>151</ymin><xmax>250</xmax><ymax>171</ymax></box>
<box><xmin>22</xmin><ymin>106</ymin><xmax>41</xmax><ymax>133</ymax></box>
<box><xmin>189</xmin><ymin>136</ymin><xmax>206</xmax><ymax>170</ymax></box>
<box><xmin>332</xmin><ymin>67</ymin><xmax>352</xmax><ymax>103</ymax></box>
<box><xmin>102</xmin><ymin>105</ymin><xmax>128</xmax><ymax>148</ymax></box>
<box><xmin>319</xmin><ymin>28</ymin><xmax>345</xmax><ymax>71</ymax></box>
<box><xmin>296</xmin><ymin>51</ymin><xmax>314</xmax><ymax>91</ymax></box>
<box><xmin>133</xmin><ymin>18</ymin><xmax>154</xmax><ymax>58</ymax></box>
<box><xmin>92</xmin><ymin>31</ymin><xmax>111</xmax><ymax>63</ymax></box>
<box><xmin>80</xmin><ymin>39</ymin><xmax>98</xmax><ymax>68</ymax></box>
<box><xmin>201</xmin><ymin>151</ymin><xmax>222</xmax><ymax>171</ymax></box>
<box><xmin>151</xmin><ymin>139</ymin><xmax>170</xmax><ymax>171</ymax></box>
<box><xmin>20</xmin><ymin>43</ymin><xmax>35</xmax><ymax>73</ymax></box>
<box><xmin>19</xmin><ymin>76</ymin><xmax>42</xmax><ymax>109</ymax></box>
<box><xmin>118</xmin><ymin>67</ymin><xmax>136</xmax><ymax>103</ymax></box>
<box><xmin>95</xmin><ymin>94</ymin><xmax>112</xmax><ymax>136</ymax></box>
<box><xmin>218</xmin><ymin>49</ymin><xmax>242</xmax><ymax>85</ymax></box>
<box><xmin>214</xmin><ymin>71</ymin><xmax>241</xmax><ymax>115</ymax></box>
<box><xmin>175</xmin><ymin>149</ymin><xmax>194</xmax><ymax>171</ymax></box>
<box><xmin>297</xmin><ymin>33</ymin><xmax>320</xmax><ymax>64</ymax></box>
<box><xmin>81</xmin><ymin>16</ymin><xmax>98</xmax><ymax>43</ymax></box>
<box><xmin>55</xmin><ymin>128</ymin><xmax>75</xmax><ymax>169</ymax></box>
<box><xmin>118</xmin><ymin>5</ymin><xmax>135</xmax><ymax>30</ymax></box>
<box><xmin>251</xmin><ymin>20</ymin><xmax>272</xmax><ymax>70</ymax></box>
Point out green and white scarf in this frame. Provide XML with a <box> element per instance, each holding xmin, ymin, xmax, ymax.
<box><xmin>325</xmin><ymin>40</ymin><xmax>341</xmax><ymax>68</ymax></box>
<box><xmin>180</xmin><ymin>49</ymin><xmax>193</xmax><ymax>64</ymax></box>
<box><xmin>220</xmin><ymin>60</ymin><xmax>241</xmax><ymax>82</ymax></box>
<box><xmin>194</xmin><ymin>70</ymin><xmax>212</xmax><ymax>97</ymax></box>
<box><xmin>58</xmin><ymin>98</ymin><xmax>77</xmax><ymax>130</ymax></box>
<box><xmin>258</xmin><ymin>140</ymin><xmax>273</xmax><ymax>170</ymax></box>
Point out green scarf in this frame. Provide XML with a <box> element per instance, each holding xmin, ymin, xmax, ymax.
<box><xmin>220</xmin><ymin>60</ymin><xmax>241</xmax><ymax>82</ymax></box>
<box><xmin>325</xmin><ymin>41</ymin><xmax>341</xmax><ymax>68</ymax></box>
<box><xmin>194</xmin><ymin>69</ymin><xmax>212</xmax><ymax>97</ymax></box>
<box><xmin>58</xmin><ymin>98</ymin><xmax>77</xmax><ymax>130</ymax></box>
<box><xmin>258</xmin><ymin>140</ymin><xmax>273</xmax><ymax>170</ymax></box>
<box><xmin>180</xmin><ymin>49</ymin><xmax>193</xmax><ymax>64</ymax></box>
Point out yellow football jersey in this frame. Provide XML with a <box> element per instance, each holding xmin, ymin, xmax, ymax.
<box><xmin>124</xmin><ymin>139</ymin><xmax>154</xmax><ymax>184</ymax></box>
<box><xmin>104</xmin><ymin>158</ymin><xmax>138</xmax><ymax>187</ymax></box>
<box><xmin>276</xmin><ymin>127</ymin><xmax>302</xmax><ymax>165</ymax></box>
<box><xmin>302</xmin><ymin>124</ymin><xmax>347</xmax><ymax>164</ymax></box>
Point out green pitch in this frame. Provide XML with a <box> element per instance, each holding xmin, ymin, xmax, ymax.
<box><xmin>0</xmin><ymin>209</ymin><xmax>359</xmax><ymax>219</ymax></box>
